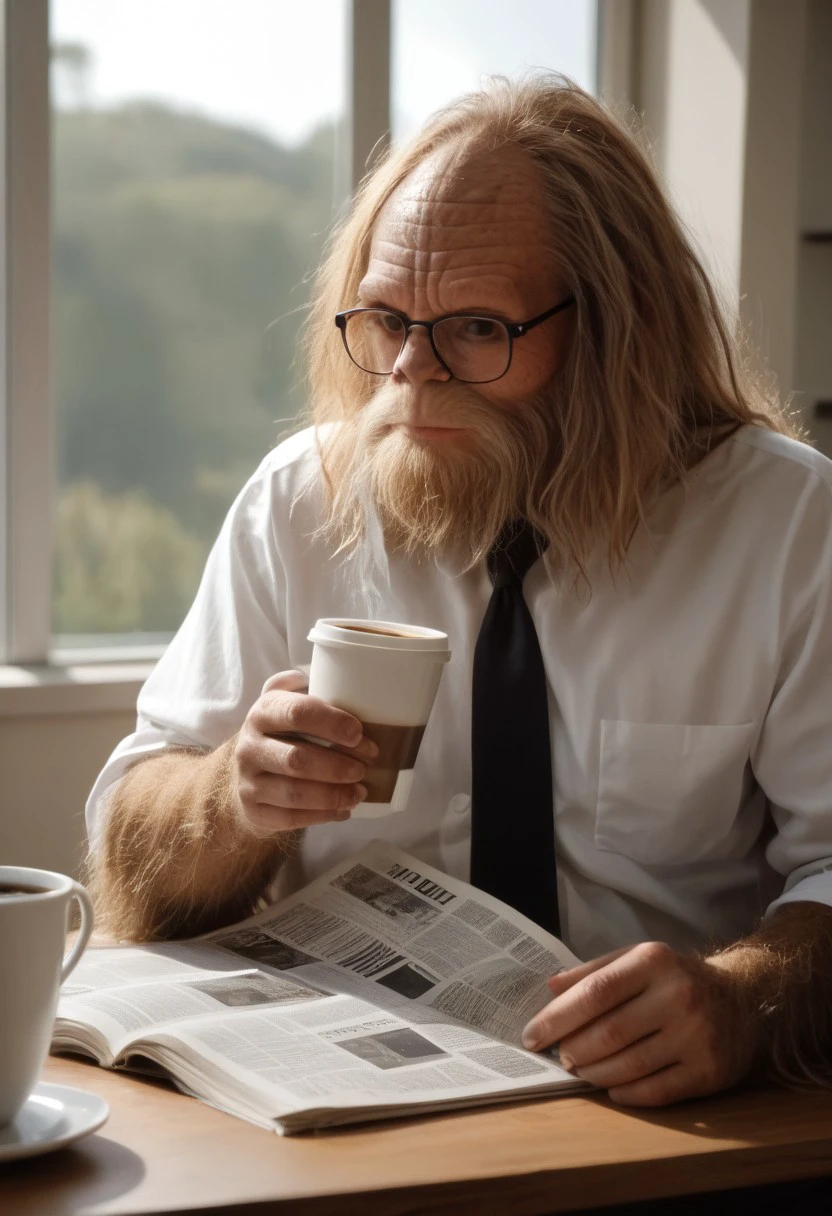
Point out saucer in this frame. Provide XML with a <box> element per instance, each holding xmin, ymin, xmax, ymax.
<box><xmin>0</xmin><ymin>1082</ymin><xmax>109</xmax><ymax>1163</ymax></box>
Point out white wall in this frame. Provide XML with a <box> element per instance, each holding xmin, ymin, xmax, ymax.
<box><xmin>740</xmin><ymin>0</ymin><xmax>807</xmax><ymax>411</ymax></box>
<box><xmin>0</xmin><ymin>711</ymin><xmax>133</xmax><ymax>879</ymax></box>
<box><xmin>794</xmin><ymin>0</ymin><xmax>832</xmax><ymax>455</ymax></box>
<box><xmin>637</xmin><ymin>0</ymin><xmax>750</xmax><ymax>311</ymax></box>
<box><xmin>634</xmin><ymin>0</ymin><xmax>825</xmax><ymax>442</ymax></box>
<box><xmin>799</xmin><ymin>0</ymin><xmax>832</xmax><ymax>235</ymax></box>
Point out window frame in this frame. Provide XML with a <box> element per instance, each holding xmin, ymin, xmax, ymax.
<box><xmin>1</xmin><ymin>0</ymin><xmax>620</xmax><ymax>676</ymax></box>
<box><xmin>1</xmin><ymin>0</ymin><xmax>53</xmax><ymax>666</ymax></box>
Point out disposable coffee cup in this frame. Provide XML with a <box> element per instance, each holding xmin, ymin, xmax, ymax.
<box><xmin>0</xmin><ymin>866</ymin><xmax>94</xmax><ymax>1127</ymax></box>
<box><xmin>307</xmin><ymin>618</ymin><xmax>451</xmax><ymax>818</ymax></box>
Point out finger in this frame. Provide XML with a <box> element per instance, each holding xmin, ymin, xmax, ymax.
<box><xmin>557</xmin><ymin>988</ymin><xmax>669</xmax><ymax>1070</ymax></box>
<box><xmin>523</xmin><ymin>951</ymin><xmax>649</xmax><ymax>1049</ymax></box>
<box><xmin>272</xmin><ymin>731</ymin><xmax>379</xmax><ymax>765</ymax></box>
<box><xmin>255</xmin><ymin>735</ymin><xmax>369</xmax><ymax>785</ymax></box>
<box><xmin>330</xmin><ymin>734</ymin><xmax>381</xmax><ymax>764</ymax></box>
<box><xmin>563</xmin><ymin>1029</ymin><xmax>679</xmax><ymax>1090</ymax></box>
<box><xmin>261</xmin><ymin>670</ymin><xmax>308</xmax><ymax>696</ymax></box>
<box><xmin>250</xmin><ymin>773</ymin><xmax>367</xmax><ymax>814</ymax></box>
<box><xmin>245</xmin><ymin>801</ymin><xmax>356</xmax><ymax>836</ymax></box>
<box><xmin>547</xmin><ymin>947</ymin><xmax>633</xmax><ymax>993</ymax></box>
<box><xmin>254</xmin><ymin>689</ymin><xmax>367</xmax><ymax>751</ymax></box>
<box><xmin>608</xmin><ymin>1062</ymin><xmax>714</xmax><ymax>1107</ymax></box>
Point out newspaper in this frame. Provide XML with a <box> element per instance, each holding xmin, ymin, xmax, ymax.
<box><xmin>54</xmin><ymin>840</ymin><xmax>588</xmax><ymax>1133</ymax></box>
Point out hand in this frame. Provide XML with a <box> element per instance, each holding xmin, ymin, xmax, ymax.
<box><xmin>521</xmin><ymin>942</ymin><xmax>761</xmax><ymax>1106</ymax></box>
<box><xmin>233</xmin><ymin>670</ymin><xmax>377</xmax><ymax>835</ymax></box>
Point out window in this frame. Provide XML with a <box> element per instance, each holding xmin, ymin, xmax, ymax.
<box><xmin>50</xmin><ymin>0</ymin><xmax>348</xmax><ymax>646</ymax></box>
<box><xmin>393</xmin><ymin>0</ymin><xmax>597</xmax><ymax>141</ymax></box>
<box><xmin>1</xmin><ymin>0</ymin><xmax>603</xmax><ymax>667</ymax></box>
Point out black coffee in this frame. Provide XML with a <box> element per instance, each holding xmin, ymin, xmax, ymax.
<box><xmin>340</xmin><ymin>624</ymin><xmax>421</xmax><ymax>639</ymax></box>
<box><xmin>0</xmin><ymin>883</ymin><xmax>50</xmax><ymax>897</ymax></box>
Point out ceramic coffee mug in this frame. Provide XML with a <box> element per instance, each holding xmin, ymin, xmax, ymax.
<box><xmin>0</xmin><ymin>866</ymin><xmax>94</xmax><ymax>1126</ymax></box>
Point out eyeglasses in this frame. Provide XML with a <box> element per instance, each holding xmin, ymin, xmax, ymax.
<box><xmin>334</xmin><ymin>295</ymin><xmax>575</xmax><ymax>384</ymax></box>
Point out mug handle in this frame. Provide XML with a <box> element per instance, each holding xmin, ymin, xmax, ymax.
<box><xmin>61</xmin><ymin>881</ymin><xmax>96</xmax><ymax>982</ymax></box>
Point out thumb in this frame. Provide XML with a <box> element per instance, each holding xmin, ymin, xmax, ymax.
<box><xmin>546</xmin><ymin>945</ymin><xmax>632</xmax><ymax>993</ymax></box>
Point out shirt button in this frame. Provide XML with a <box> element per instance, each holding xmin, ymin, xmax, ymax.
<box><xmin>449</xmin><ymin>794</ymin><xmax>471</xmax><ymax>816</ymax></box>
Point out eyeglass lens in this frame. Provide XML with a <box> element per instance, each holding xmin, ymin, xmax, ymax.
<box><xmin>344</xmin><ymin>310</ymin><xmax>511</xmax><ymax>382</ymax></box>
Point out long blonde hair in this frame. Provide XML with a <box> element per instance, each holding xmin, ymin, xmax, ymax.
<box><xmin>302</xmin><ymin>74</ymin><xmax>800</xmax><ymax>576</ymax></box>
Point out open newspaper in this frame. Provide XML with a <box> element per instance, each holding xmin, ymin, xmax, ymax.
<box><xmin>53</xmin><ymin>840</ymin><xmax>589</xmax><ymax>1133</ymax></box>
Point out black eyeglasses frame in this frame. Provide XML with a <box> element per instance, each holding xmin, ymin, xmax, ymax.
<box><xmin>334</xmin><ymin>294</ymin><xmax>576</xmax><ymax>384</ymax></box>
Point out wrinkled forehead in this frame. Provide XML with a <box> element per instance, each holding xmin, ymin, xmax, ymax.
<box><xmin>365</xmin><ymin>143</ymin><xmax>553</xmax><ymax>304</ymax></box>
<box><xmin>383</xmin><ymin>141</ymin><xmax>546</xmax><ymax>217</ymax></box>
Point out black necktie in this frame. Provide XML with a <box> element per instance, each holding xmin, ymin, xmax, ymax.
<box><xmin>470</xmin><ymin>519</ymin><xmax>560</xmax><ymax>936</ymax></box>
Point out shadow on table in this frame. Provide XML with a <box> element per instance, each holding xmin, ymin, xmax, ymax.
<box><xmin>0</xmin><ymin>1136</ymin><xmax>146</xmax><ymax>1214</ymax></box>
<box><xmin>571</xmin><ymin>1175</ymin><xmax>832</xmax><ymax>1216</ymax></box>
<box><xmin>305</xmin><ymin>1081</ymin><xmax>797</xmax><ymax>1143</ymax></box>
<box><xmin>306</xmin><ymin>1084</ymin><xmax>832</xmax><ymax>1213</ymax></box>
<box><xmin>577</xmin><ymin>1078</ymin><xmax>832</xmax><ymax>1141</ymax></box>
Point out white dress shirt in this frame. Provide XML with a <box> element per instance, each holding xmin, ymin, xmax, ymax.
<box><xmin>87</xmin><ymin>425</ymin><xmax>832</xmax><ymax>961</ymax></box>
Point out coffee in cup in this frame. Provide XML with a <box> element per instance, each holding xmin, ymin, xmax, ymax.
<box><xmin>306</xmin><ymin>618</ymin><xmax>451</xmax><ymax>817</ymax></box>
<box><xmin>0</xmin><ymin>867</ymin><xmax>94</xmax><ymax>1126</ymax></box>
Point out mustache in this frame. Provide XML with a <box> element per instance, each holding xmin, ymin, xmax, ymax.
<box><xmin>313</xmin><ymin>367</ymin><xmax>564</xmax><ymax>575</ymax></box>
<box><xmin>360</xmin><ymin>379</ymin><xmax>506</xmax><ymax>434</ymax></box>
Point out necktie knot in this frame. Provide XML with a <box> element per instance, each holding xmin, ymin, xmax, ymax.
<box><xmin>487</xmin><ymin>520</ymin><xmax>547</xmax><ymax>589</ymax></box>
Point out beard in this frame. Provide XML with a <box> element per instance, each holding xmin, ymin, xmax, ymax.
<box><xmin>317</xmin><ymin>377</ymin><xmax>561</xmax><ymax>572</ymax></box>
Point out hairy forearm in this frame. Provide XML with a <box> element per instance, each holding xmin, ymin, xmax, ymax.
<box><xmin>709</xmin><ymin>901</ymin><xmax>832</xmax><ymax>1088</ymax></box>
<box><xmin>88</xmin><ymin>739</ymin><xmax>294</xmax><ymax>942</ymax></box>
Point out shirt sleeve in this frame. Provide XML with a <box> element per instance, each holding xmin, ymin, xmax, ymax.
<box><xmin>753</xmin><ymin>469</ymin><xmax>832</xmax><ymax>917</ymax></box>
<box><xmin>85</xmin><ymin>454</ymin><xmax>291</xmax><ymax>851</ymax></box>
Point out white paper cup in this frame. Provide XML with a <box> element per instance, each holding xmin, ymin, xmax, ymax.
<box><xmin>307</xmin><ymin>618</ymin><xmax>451</xmax><ymax>818</ymax></box>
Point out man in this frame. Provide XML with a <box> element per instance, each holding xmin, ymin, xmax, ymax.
<box><xmin>87</xmin><ymin>77</ymin><xmax>832</xmax><ymax>1111</ymax></box>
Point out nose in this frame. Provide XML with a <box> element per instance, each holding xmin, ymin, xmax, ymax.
<box><xmin>390</xmin><ymin>324</ymin><xmax>451</xmax><ymax>386</ymax></box>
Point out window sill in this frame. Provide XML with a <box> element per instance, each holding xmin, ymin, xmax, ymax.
<box><xmin>0</xmin><ymin>660</ymin><xmax>153</xmax><ymax>718</ymax></box>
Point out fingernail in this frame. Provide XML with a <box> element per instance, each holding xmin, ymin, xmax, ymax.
<box><xmin>522</xmin><ymin>1024</ymin><xmax>542</xmax><ymax>1051</ymax></box>
<box><xmin>559</xmin><ymin>1053</ymin><xmax>575</xmax><ymax>1073</ymax></box>
<box><xmin>363</xmin><ymin>737</ymin><xmax>380</xmax><ymax>758</ymax></box>
<box><xmin>342</xmin><ymin>726</ymin><xmax>362</xmax><ymax>747</ymax></box>
<box><xmin>337</xmin><ymin>808</ymin><xmax>352</xmax><ymax>821</ymax></box>
<box><xmin>355</xmin><ymin>784</ymin><xmax>368</xmax><ymax>802</ymax></box>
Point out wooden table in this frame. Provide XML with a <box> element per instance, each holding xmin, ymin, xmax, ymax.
<box><xmin>2</xmin><ymin>1056</ymin><xmax>832</xmax><ymax>1215</ymax></box>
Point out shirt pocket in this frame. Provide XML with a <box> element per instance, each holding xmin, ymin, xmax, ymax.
<box><xmin>596</xmin><ymin>719</ymin><xmax>756</xmax><ymax>866</ymax></box>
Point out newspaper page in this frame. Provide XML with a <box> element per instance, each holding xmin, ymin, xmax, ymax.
<box><xmin>56</xmin><ymin>841</ymin><xmax>587</xmax><ymax>1131</ymax></box>
<box><xmin>56</xmin><ymin>957</ymin><xmax>329</xmax><ymax>1059</ymax></box>
<box><xmin>206</xmin><ymin>838</ymin><xmax>582</xmax><ymax>1045</ymax></box>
